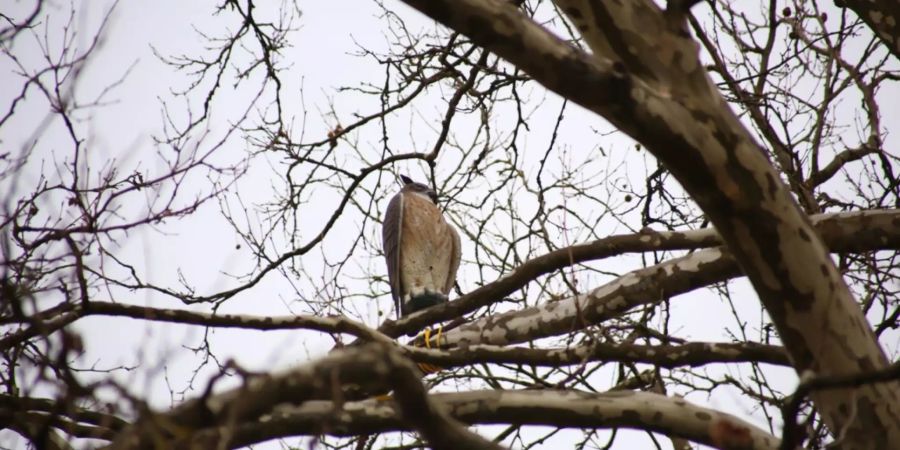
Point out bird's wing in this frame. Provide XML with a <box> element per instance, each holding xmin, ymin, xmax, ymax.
<box><xmin>444</xmin><ymin>220</ymin><xmax>462</xmax><ymax>295</ymax></box>
<box><xmin>382</xmin><ymin>193</ymin><xmax>404</xmax><ymax>317</ymax></box>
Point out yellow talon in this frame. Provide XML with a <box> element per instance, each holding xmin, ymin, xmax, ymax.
<box><xmin>415</xmin><ymin>326</ymin><xmax>445</xmax><ymax>374</ymax></box>
<box><xmin>422</xmin><ymin>325</ymin><xmax>443</xmax><ymax>349</ymax></box>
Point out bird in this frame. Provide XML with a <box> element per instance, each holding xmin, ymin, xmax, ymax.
<box><xmin>383</xmin><ymin>175</ymin><xmax>461</xmax><ymax>319</ymax></box>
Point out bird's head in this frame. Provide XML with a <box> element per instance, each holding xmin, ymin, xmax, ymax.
<box><xmin>400</xmin><ymin>175</ymin><xmax>438</xmax><ymax>204</ymax></box>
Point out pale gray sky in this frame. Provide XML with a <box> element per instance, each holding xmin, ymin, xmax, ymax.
<box><xmin>2</xmin><ymin>1</ymin><xmax>896</xmax><ymax>449</ymax></box>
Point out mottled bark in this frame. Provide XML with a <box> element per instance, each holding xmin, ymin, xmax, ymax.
<box><xmin>382</xmin><ymin>351</ymin><xmax>507</xmax><ymax>450</ymax></box>
<box><xmin>839</xmin><ymin>0</ymin><xmax>900</xmax><ymax>60</ymax></box>
<box><xmin>7</xmin><ymin>1</ymin><xmax>896</xmax><ymax>449</ymax></box>
<box><xmin>386</xmin><ymin>209</ymin><xmax>900</xmax><ymax>336</ymax></box>
<box><xmin>203</xmin><ymin>390</ymin><xmax>780</xmax><ymax>450</ymax></box>
<box><xmin>440</xmin><ymin>247</ymin><xmax>737</xmax><ymax>347</ymax></box>
<box><xmin>26</xmin><ymin>207</ymin><xmax>897</xmax><ymax>448</ymax></box>
<box><xmin>409</xmin><ymin>209</ymin><xmax>900</xmax><ymax>350</ymax></box>
<box><xmin>106</xmin><ymin>343</ymin><xmax>401</xmax><ymax>449</ymax></box>
<box><xmin>105</xmin><ymin>343</ymin><xmax>501</xmax><ymax>450</ymax></box>
<box><xmin>104</xmin><ymin>341</ymin><xmax>782</xmax><ymax>450</ymax></box>
<box><xmin>12</xmin><ymin>211</ymin><xmax>895</xmax><ymax>354</ymax></box>
<box><xmin>403</xmin><ymin>340</ymin><xmax>790</xmax><ymax>369</ymax></box>
<box><xmin>396</xmin><ymin>0</ymin><xmax>900</xmax><ymax>446</ymax></box>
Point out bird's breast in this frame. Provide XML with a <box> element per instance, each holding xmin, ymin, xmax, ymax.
<box><xmin>400</xmin><ymin>193</ymin><xmax>455</xmax><ymax>294</ymax></box>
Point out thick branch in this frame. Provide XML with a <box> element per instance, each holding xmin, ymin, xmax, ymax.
<box><xmin>382</xmin><ymin>348</ymin><xmax>508</xmax><ymax>450</ymax></box>
<box><xmin>221</xmin><ymin>390</ymin><xmax>780</xmax><ymax>450</ymax></box>
<box><xmin>439</xmin><ymin>247</ymin><xmax>737</xmax><ymax>347</ymax></box>
<box><xmin>402</xmin><ymin>340</ymin><xmax>790</xmax><ymax>369</ymax></box>
<box><xmin>384</xmin><ymin>209</ymin><xmax>900</xmax><ymax>338</ymax></box>
<box><xmin>781</xmin><ymin>360</ymin><xmax>900</xmax><ymax>450</ymax></box>
<box><xmin>433</xmin><ymin>209</ymin><xmax>900</xmax><ymax>349</ymax></box>
<box><xmin>106</xmin><ymin>342</ymin><xmax>502</xmax><ymax>450</ymax></box>
<box><xmin>838</xmin><ymin>0</ymin><xmax>900</xmax><ymax>60</ymax></box>
<box><xmin>7</xmin><ymin>210</ymin><xmax>895</xmax><ymax>352</ymax></box>
<box><xmin>392</xmin><ymin>0</ymin><xmax>900</xmax><ymax>444</ymax></box>
<box><xmin>106</xmin><ymin>343</ymin><xmax>401</xmax><ymax>449</ymax></box>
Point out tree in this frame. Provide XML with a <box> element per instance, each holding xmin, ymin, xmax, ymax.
<box><xmin>2</xmin><ymin>0</ymin><xmax>898</xmax><ymax>449</ymax></box>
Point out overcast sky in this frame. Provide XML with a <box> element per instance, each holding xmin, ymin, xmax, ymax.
<box><xmin>3</xmin><ymin>1</ymin><xmax>897</xmax><ymax>449</ymax></box>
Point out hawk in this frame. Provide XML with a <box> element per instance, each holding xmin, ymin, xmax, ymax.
<box><xmin>382</xmin><ymin>175</ymin><xmax>461</xmax><ymax>319</ymax></box>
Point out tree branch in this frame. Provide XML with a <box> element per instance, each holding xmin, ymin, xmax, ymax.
<box><xmin>388</xmin><ymin>1</ymin><xmax>900</xmax><ymax>442</ymax></box>
<box><xmin>105</xmin><ymin>342</ymin><xmax>503</xmax><ymax>449</ymax></box>
<box><xmin>220</xmin><ymin>389</ymin><xmax>781</xmax><ymax>450</ymax></box>
<box><xmin>781</xmin><ymin>360</ymin><xmax>900</xmax><ymax>450</ymax></box>
<box><xmin>382</xmin><ymin>208</ymin><xmax>900</xmax><ymax>338</ymax></box>
<box><xmin>402</xmin><ymin>340</ymin><xmax>790</xmax><ymax>369</ymax></box>
<box><xmin>837</xmin><ymin>0</ymin><xmax>900</xmax><ymax>60</ymax></box>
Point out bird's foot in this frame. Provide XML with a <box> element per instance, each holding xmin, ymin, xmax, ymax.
<box><xmin>415</xmin><ymin>325</ymin><xmax>444</xmax><ymax>374</ymax></box>
<box><xmin>424</xmin><ymin>324</ymin><xmax>443</xmax><ymax>349</ymax></box>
